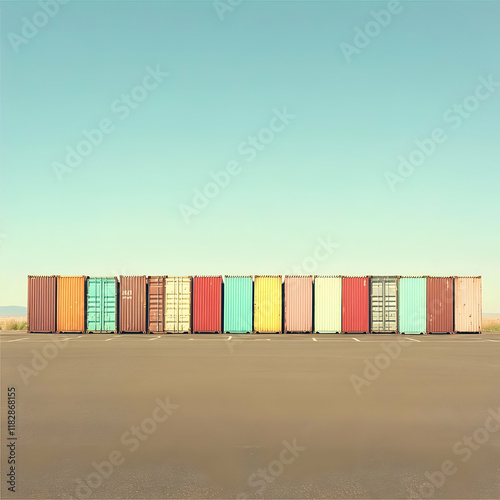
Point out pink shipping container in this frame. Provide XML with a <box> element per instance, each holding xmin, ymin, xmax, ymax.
<box><xmin>119</xmin><ymin>276</ymin><xmax>147</xmax><ymax>333</ymax></box>
<box><xmin>193</xmin><ymin>276</ymin><xmax>222</xmax><ymax>333</ymax></box>
<box><xmin>342</xmin><ymin>277</ymin><xmax>369</xmax><ymax>333</ymax></box>
<box><xmin>284</xmin><ymin>276</ymin><xmax>313</xmax><ymax>332</ymax></box>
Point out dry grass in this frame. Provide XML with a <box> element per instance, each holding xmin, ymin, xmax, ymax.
<box><xmin>0</xmin><ymin>316</ymin><xmax>28</xmax><ymax>331</ymax></box>
<box><xmin>483</xmin><ymin>317</ymin><xmax>500</xmax><ymax>332</ymax></box>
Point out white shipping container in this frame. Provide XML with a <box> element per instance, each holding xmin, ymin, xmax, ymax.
<box><xmin>314</xmin><ymin>276</ymin><xmax>342</xmax><ymax>333</ymax></box>
<box><xmin>454</xmin><ymin>277</ymin><xmax>481</xmax><ymax>333</ymax></box>
<box><xmin>165</xmin><ymin>276</ymin><xmax>191</xmax><ymax>333</ymax></box>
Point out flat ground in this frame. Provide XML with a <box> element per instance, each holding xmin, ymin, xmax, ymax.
<box><xmin>1</xmin><ymin>333</ymin><xmax>499</xmax><ymax>499</ymax></box>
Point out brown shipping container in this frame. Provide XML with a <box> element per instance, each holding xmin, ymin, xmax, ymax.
<box><xmin>148</xmin><ymin>276</ymin><xmax>166</xmax><ymax>333</ymax></box>
<box><xmin>57</xmin><ymin>276</ymin><xmax>86</xmax><ymax>333</ymax></box>
<box><xmin>119</xmin><ymin>276</ymin><xmax>147</xmax><ymax>333</ymax></box>
<box><xmin>28</xmin><ymin>276</ymin><xmax>57</xmax><ymax>333</ymax></box>
<box><xmin>427</xmin><ymin>277</ymin><xmax>454</xmax><ymax>334</ymax></box>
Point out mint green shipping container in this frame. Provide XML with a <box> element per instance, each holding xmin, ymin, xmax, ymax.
<box><xmin>224</xmin><ymin>276</ymin><xmax>253</xmax><ymax>333</ymax></box>
<box><xmin>86</xmin><ymin>277</ymin><xmax>118</xmax><ymax>333</ymax></box>
<box><xmin>398</xmin><ymin>277</ymin><xmax>426</xmax><ymax>334</ymax></box>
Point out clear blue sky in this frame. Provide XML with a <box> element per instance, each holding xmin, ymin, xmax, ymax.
<box><xmin>1</xmin><ymin>1</ymin><xmax>499</xmax><ymax>311</ymax></box>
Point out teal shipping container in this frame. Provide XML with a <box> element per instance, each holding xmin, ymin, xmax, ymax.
<box><xmin>398</xmin><ymin>277</ymin><xmax>426</xmax><ymax>334</ymax></box>
<box><xmin>224</xmin><ymin>276</ymin><xmax>253</xmax><ymax>333</ymax></box>
<box><xmin>86</xmin><ymin>277</ymin><xmax>118</xmax><ymax>333</ymax></box>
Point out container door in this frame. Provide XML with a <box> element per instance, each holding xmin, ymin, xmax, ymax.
<box><xmin>103</xmin><ymin>279</ymin><xmax>116</xmax><ymax>331</ymax></box>
<box><xmin>384</xmin><ymin>279</ymin><xmax>397</xmax><ymax>331</ymax></box>
<box><xmin>178</xmin><ymin>278</ymin><xmax>191</xmax><ymax>332</ymax></box>
<box><xmin>87</xmin><ymin>279</ymin><xmax>101</xmax><ymax>331</ymax></box>
<box><xmin>371</xmin><ymin>280</ymin><xmax>384</xmax><ymax>332</ymax></box>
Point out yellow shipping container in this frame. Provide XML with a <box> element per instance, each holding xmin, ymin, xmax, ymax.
<box><xmin>57</xmin><ymin>276</ymin><xmax>86</xmax><ymax>333</ymax></box>
<box><xmin>254</xmin><ymin>276</ymin><xmax>282</xmax><ymax>333</ymax></box>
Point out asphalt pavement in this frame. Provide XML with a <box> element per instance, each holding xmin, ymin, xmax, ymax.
<box><xmin>1</xmin><ymin>332</ymin><xmax>499</xmax><ymax>499</ymax></box>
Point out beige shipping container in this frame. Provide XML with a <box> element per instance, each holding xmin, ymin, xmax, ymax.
<box><xmin>165</xmin><ymin>276</ymin><xmax>191</xmax><ymax>333</ymax></box>
<box><xmin>454</xmin><ymin>277</ymin><xmax>482</xmax><ymax>333</ymax></box>
<box><xmin>254</xmin><ymin>276</ymin><xmax>282</xmax><ymax>333</ymax></box>
<box><xmin>314</xmin><ymin>276</ymin><xmax>342</xmax><ymax>333</ymax></box>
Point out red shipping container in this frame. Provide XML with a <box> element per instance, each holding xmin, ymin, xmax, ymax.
<box><xmin>193</xmin><ymin>276</ymin><xmax>222</xmax><ymax>333</ymax></box>
<box><xmin>427</xmin><ymin>277</ymin><xmax>454</xmax><ymax>334</ymax></box>
<box><xmin>28</xmin><ymin>276</ymin><xmax>57</xmax><ymax>333</ymax></box>
<box><xmin>148</xmin><ymin>276</ymin><xmax>166</xmax><ymax>333</ymax></box>
<box><xmin>342</xmin><ymin>277</ymin><xmax>369</xmax><ymax>333</ymax></box>
<box><xmin>284</xmin><ymin>276</ymin><xmax>313</xmax><ymax>332</ymax></box>
<box><xmin>119</xmin><ymin>276</ymin><xmax>147</xmax><ymax>333</ymax></box>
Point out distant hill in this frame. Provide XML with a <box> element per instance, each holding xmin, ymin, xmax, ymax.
<box><xmin>0</xmin><ymin>306</ymin><xmax>27</xmax><ymax>316</ymax></box>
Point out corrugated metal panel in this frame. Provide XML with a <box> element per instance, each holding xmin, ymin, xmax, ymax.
<box><xmin>86</xmin><ymin>277</ymin><xmax>117</xmax><ymax>333</ymax></box>
<box><xmin>254</xmin><ymin>276</ymin><xmax>282</xmax><ymax>333</ymax></box>
<box><xmin>57</xmin><ymin>276</ymin><xmax>86</xmax><ymax>333</ymax></box>
<box><xmin>193</xmin><ymin>276</ymin><xmax>222</xmax><ymax>333</ymax></box>
<box><xmin>454</xmin><ymin>277</ymin><xmax>482</xmax><ymax>333</ymax></box>
<box><xmin>370</xmin><ymin>276</ymin><xmax>398</xmax><ymax>333</ymax></box>
<box><xmin>27</xmin><ymin>276</ymin><xmax>56</xmax><ymax>333</ymax></box>
<box><xmin>314</xmin><ymin>276</ymin><xmax>342</xmax><ymax>333</ymax></box>
<box><xmin>165</xmin><ymin>277</ymin><xmax>191</xmax><ymax>333</ymax></box>
<box><xmin>119</xmin><ymin>276</ymin><xmax>147</xmax><ymax>333</ymax></box>
<box><xmin>284</xmin><ymin>276</ymin><xmax>312</xmax><ymax>333</ymax></box>
<box><xmin>224</xmin><ymin>276</ymin><xmax>253</xmax><ymax>333</ymax></box>
<box><xmin>427</xmin><ymin>277</ymin><xmax>454</xmax><ymax>334</ymax></box>
<box><xmin>148</xmin><ymin>276</ymin><xmax>166</xmax><ymax>333</ymax></box>
<box><xmin>398</xmin><ymin>277</ymin><xmax>426</xmax><ymax>334</ymax></box>
<box><xmin>342</xmin><ymin>277</ymin><xmax>369</xmax><ymax>333</ymax></box>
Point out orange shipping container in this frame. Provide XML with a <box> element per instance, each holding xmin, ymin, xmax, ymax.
<box><xmin>57</xmin><ymin>276</ymin><xmax>86</xmax><ymax>333</ymax></box>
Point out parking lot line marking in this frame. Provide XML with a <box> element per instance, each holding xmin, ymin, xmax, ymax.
<box><xmin>147</xmin><ymin>336</ymin><xmax>160</xmax><ymax>341</ymax></box>
<box><xmin>352</xmin><ymin>338</ymin><xmax>361</xmax><ymax>342</ymax></box>
<box><xmin>227</xmin><ymin>336</ymin><xmax>232</xmax><ymax>341</ymax></box>
<box><xmin>405</xmin><ymin>337</ymin><xmax>421</xmax><ymax>342</ymax></box>
<box><xmin>104</xmin><ymin>338</ymin><xmax>115</xmax><ymax>342</ymax></box>
<box><xmin>486</xmin><ymin>339</ymin><xmax>500</xmax><ymax>342</ymax></box>
<box><xmin>312</xmin><ymin>338</ymin><xmax>317</xmax><ymax>342</ymax></box>
<box><xmin>8</xmin><ymin>338</ymin><xmax>28</xmax><ymax>342</ymax></box>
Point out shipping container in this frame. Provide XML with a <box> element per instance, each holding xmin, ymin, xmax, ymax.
<box><xmin>86</xmin><ymin>277</ymin><xmax>117</xmax><ymax>333</ymax></box>
<box><xmin>57</xmin><ymin>276</ymin><xmax>86</xmax><ymax>333</ymax></box>
<box><xmin>148</xmin><ymin>276</ymin><xmax>166</xmax><ymax>333</ymax></box>
<box><xmin>224</xmin><ymin>276</ymin><xmax>253</xmax><ymax>333</ymax></box>
<box><xmin>370</xmin><ymin>276</ymin><xmax>398</xmax><ymax>333</ymax></box>
<box><xmin>342</xmin><ymin>277</ymin><xmax>369</xmax><ymax>333</ymax></box>
<box><xmin>454</xmin><ymin>277</ymin><xmax>482</xmax><ymax>333</ymax></box>
<box><xmin>254</xmin><ymin>276</ymin><xmax>282</xmax><ymax>333</ymax></box>
<box><xmin>398</xmin><ymin>277</ymin><xmax>426</xmax><ymax>334</ymax></box>
<box><xmin>27</xmin><ymin>275</ymin><xmax>57</xmax><ymax>333</ymax></box>
<box><xmin>314</xmin><ymin>276</ymin><xmax>342</xmax><ymax>333</ymax></box>
<box><xmin>165</xmin><ymin>276</ymin><xmax>192</xmax><ymax>333</ymax></box>
<box><xmin>119</xmin><ymin>276</ymin><xmax>147</xmax><ymax>333</ymax></box>
<box><xmin>284</xmin><ymin>276</ymin><xmax>313</xmax><ymax>333</ymax></box>
<box><xmin>193</xmin><ymin>276</ymin><xmax>222</xmax><ymax>333</ymax></box>
<box><xmin>427</xmin><ymin>277</ymin><xmax>454</xmax><ymax>334</ymax></box>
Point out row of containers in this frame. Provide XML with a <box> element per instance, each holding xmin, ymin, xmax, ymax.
<box><xmin>27</xmin><ymin>275</ymin><xmax>482</xmax><ymax>334</ymax></box>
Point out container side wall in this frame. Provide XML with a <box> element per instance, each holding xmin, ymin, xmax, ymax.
<box><xmin>314</xmin><ymin>277</ymin><xmax>342</xmax><ymax>333</ymax></box>
<box><xmin>454</xmin><ymin>277</ymin><xmax>482</xmax><ymax>332</ymax></box>
<box><xmin>28</xmin><ymin>276</ymin><xmax>56</xmax><ymax>333</ymax></box>
<box><xmin>284</xmin><ymin>276</ymin><xmax>313</xmax><ymax>332</ymax></box>
<box><xmin>165</xmin><ymin>277</ymin><xmax>191</xmax><ymax>333</ymax></box>
<box><xmin>193</xmin><ymin>277</ymin><xmax>222</xmax><ymax>332</ymax></box>
<box><xmin>224</xmin><ymin>277</ymin><xmax>253</xmax><ymax>333</ymax></box>
<box><xmin>398</xmin><ymin>278</ymin><xmax>426</xmax><ymax>334</ymax></box>
<box><xmin>148</xmin><ymin>276</ymin><xmax>166</xmax><ymax>333</ymax></box>
<box><xmin>342</xmin><ymin>277</ymin><xmax>369</xmax><ymax>333</ymax></box>
<box><xmin>254</xmin><ymin>276</ymin><xmax>282</xmax><ymax>333</ymax></box>
<box><xmin>119</xmin><ymin>276</ymin><xmax>147</xmax><ymax>333</ymax></box>
<box><xmin>57</xmin><ymin>276</ymin><xmax>86</xmax><ymax>333</ymax></box>
<box><xmin>427</xmin><ymin>277</ymin><xmax>454</xmax><ymax>333</ymax></box>
<box><xmin>370</xmin><ymin>277</ymin><xmax>398</xmax><ymax>333</ymax></box>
